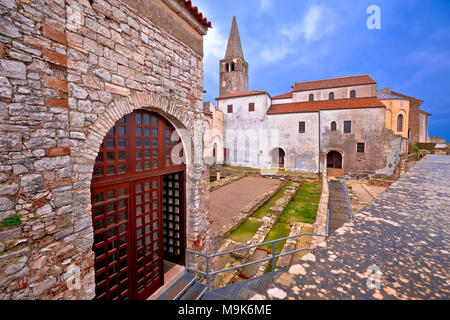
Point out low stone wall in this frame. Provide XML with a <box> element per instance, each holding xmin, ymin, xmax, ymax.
<box><xmin>311</xmin><ymin>174</ymin><xmax>329</xmax><ymax>249</ymax></box>
<box><xmin>209</xmin><ymin>173</ymin><xmax>246</xmax><ymax>192</ymax></box>
<box><xmin>213</xmin><ymin>180</ymin><xmax>285</xmax><ymax>241</ymax></box>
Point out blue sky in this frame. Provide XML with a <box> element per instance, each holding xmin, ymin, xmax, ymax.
<box><xmin>195</xmin><ymin>0</ymin><xmax>450</xmax><ymax>141</ymax></box>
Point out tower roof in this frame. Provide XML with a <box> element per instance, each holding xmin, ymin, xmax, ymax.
<box><xmin>225</xmin><ymin>16</ymin><xmax>244</xmax><ymax>59</ymax></box>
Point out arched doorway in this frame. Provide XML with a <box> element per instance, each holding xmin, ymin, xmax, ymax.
<box><xmin>327</xmin><ymin>151</ymin><xmax>342</xmax><ymax>169</ymax></box>
<box><xmin>271</xmin><ymin>148</ymin><xmax>286</xmax><ymax>169</ymax></box>
<box><xmin>90</xmin><ymin>109</ymin><xmax>186</xmax><ymax>300</ymax></box>
<box><xmin>327</xmin><ymin>151</ymin><xmax>343</xmax><ymax>177</ymax></box>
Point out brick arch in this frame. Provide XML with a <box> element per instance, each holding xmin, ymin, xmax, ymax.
<box><xmin>78</xmin><ymin>92</ymin><xmax>198</xmax><ymax>163</ymax></box>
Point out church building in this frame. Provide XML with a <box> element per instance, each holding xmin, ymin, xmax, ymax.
<box><xmin>211</xmin><ymin>17</ymin><xmax>404</xmax><ymax>177</ymax></box>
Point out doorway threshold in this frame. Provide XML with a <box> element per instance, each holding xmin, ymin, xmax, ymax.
<box><xmin>147</xmin><ymin>261</ymin><xmax>185</xmax><ymax>300</ymax></box>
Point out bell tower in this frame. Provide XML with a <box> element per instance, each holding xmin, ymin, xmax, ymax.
<box><xmin>219</xmin><ymin>16</ymin><xmax>249</xmax><ymax>96</ymax></box>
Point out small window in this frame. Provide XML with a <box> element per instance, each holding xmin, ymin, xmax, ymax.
<box><xmin>299</xmin><ymin>121</ymin><xmax>306</xmax><ymax>134</ymax></box>
<box><xmin>350</xmin><ymin>90</ymin><xmax>356</xmax><ymax>99</ymax></box>
<box><xmin>309</xmin><ymin>94</ymin><xmax>314</xmax><ymax>102</ymax></box>
<box><xmin>231</xmin><ymin>62</ymin><xmax>235</xmax><ymax>72</ymax></box>
<box><xmin>357</xmin><ymin>143</ymin><xmax>365</xmax><ymax>153</ymax></box>
<box><xmin>249</xmin><ymin>103</ymin><xmax>255</xmax><ymax>112</ymax></box>
<box><xmin>331</xmin><ymin>121</ymin><xmax>337</xmax><ymax>131</ymax></box>
<box><xmin>397</xmin><ymin>114</ymin><xmax>404</xmax><ymax>132</ymax></box>
<box><xmin>329</xmin><ymin>92</ymin><xmax>335</xmax><ymax>100</ymax></box>
<box><xmin>227</xmin><ymin>105</ymin><xmax>233</xmax><ymax>114</ymax></box>
<box><xmin>344</xmin><ymin>121</ymin><xmax>352</xmax><ymax>133</ymax></box>
<box><xmin>225</xmin><ymin>63</ymin><xmax>229</xmax><ymax>72</ymax></box>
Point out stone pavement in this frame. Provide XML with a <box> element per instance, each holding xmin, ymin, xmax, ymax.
<box><xmin>251</xmin><ymin>155</ymin><xmax>450</xmax><ymax>300</ymax></box>
<box><xmin>210</xmin><ymin>177</ymin><xmax>280</xmax><ymax>234</ymax></box>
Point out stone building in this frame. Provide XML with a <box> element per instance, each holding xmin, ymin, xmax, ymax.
<box><xmin>213</xmin><ymin>18</ymin><xmax>402</xmax><ymax>177</ymax></box>
<box><xmin>0</xmin><ymin>0</ymin><xmax>212</xmax><ymax>300</ymax></box>
<box><xmin>378</xmin><ymin>88</ymin><xmax>432</xmax><ymax>145</ymax></box>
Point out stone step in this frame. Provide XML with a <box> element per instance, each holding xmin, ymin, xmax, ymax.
<box><xmin>157</xmin><ymin>273</ymin><xmax>197</xmax><ymax>300</ymax></box>
<box><xmin>180</xmin><ymin>281</ymin><xmax>208</xmax><ymax>300</ymax></box>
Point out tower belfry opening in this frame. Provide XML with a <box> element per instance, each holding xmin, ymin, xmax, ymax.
<box><xmin>219</xmin><ymin>16</ymin><xmax>249</xmax><ymax>96</ymax></box>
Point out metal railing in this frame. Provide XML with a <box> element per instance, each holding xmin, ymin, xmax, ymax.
<box><xmin>185</xmin><ymin>209</ymin><xmax>330</xmax><ymax>292</ymax></box>
<box><xmin>339</xmin><ymin>175</ymin><xmax>354</xmax><ymax>219</ymax></box>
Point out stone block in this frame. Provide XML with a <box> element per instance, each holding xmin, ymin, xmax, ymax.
<box><xmin>0</xmin><ymin>59</ymin><xmax>26</xmax><ymax>79</ymax></box>
<box><xmin>41</xmin><ymin>25</ymin><xmax>67</xmax><ymax>45</ymax></box>
<box><xmin>43</xmin><ymin>49</ymin><xmax>67</xmax><ymax>67</ymax></box>
<box><xmin>0</xmin><ymin>227</ymin><xmax>21</xmax><ymax>241</ymax></box>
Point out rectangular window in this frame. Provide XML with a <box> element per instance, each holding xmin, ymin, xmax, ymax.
<box><xmin>227</xmin><ymin>105</ymin><xmax>233</xmax><ymax>114</ymax></box>
<box><xmin>299</xmin><ymin>121</ymin><xmax>306</xmax><ymax>134</ymax></box>
<box><xmin>249</xmin><ymin>103</ymin><xmax>255</xmax><ymax>112</ymax></box>
<box><xmin>357</xmin><ymin>143</ymin><xmax>365</xmax><ymax>153</ymax></box>
<box><xmin>344</xmin><ymin>121</ymin><xmax>352</xmax><ymax>133</ymax></box>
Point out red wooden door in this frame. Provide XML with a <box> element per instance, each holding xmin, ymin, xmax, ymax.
<box><xmin>91</xmin><ymin>110</ymin><xmax>185</xmax><ymax>300</ymax></box>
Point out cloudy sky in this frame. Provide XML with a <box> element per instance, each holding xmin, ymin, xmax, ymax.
<box><xmin>194</xmin><ymin>0</ymin><xmax>450</xmax><ymax>141</ymax></box>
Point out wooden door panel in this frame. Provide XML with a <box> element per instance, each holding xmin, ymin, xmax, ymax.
<box><xmin>91</xmin><ymin>183</ymin><xmax>131</xmax><ymax>300</ymax></box>
<box><xmin>132</xmin><ymin>177</ymin><xmax>164</xmax><ymax>300</ymax></box>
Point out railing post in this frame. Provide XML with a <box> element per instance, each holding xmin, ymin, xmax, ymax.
<box><xmin>272</xmin><ymin>243</ymin><xmax>276</xmax><ymax>273</ymax></box>
<box><xmin>206</xmin><ymin>256</ymin><xmax>210</xmax><ymax>292</ymax></box>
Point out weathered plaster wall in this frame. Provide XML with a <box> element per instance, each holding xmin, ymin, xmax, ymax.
<box><xmin>266</xmin><ymin>113</ymin><xmax>319</xmax><ymax>172</ymax></box>
<box><xmin>382</xmin><ymin>99</ymin><xmax>410</xmax><ymax>139</ymax></box>
<box><xmin>419</xmin><ymin>112</ymin><xmax>429</xmax><ymax>143</ymax></box>
<box><xmin>0</xmin><ymin>0</ymin><xmax>210</xmax><ymax>300</ymax></box>
<box><xmin>217</xmin><ymin>94</ymin><xmax>271</xmax><ymax>167</ymax></box>
<box><xmin>320</xmin><ymin>108</ymin><xmax>388</xmax><ymax>175</ymax></box>
<box><xmin>292</xmin><ymin>84</ymin><xmax>376</xmax><ymax>103</ymax></box>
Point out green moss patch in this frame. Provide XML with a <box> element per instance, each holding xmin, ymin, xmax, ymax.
<box><xmin>0</xmin><ymin>215</ymin><xmax>22</xmax><ymax>231</ymax></box>
<box><xmin>260</xmin><ymin>222</ymin><xmax>291</xmax><ymax>255</ymax></box>
<box><xmin>229</xmin><ymin>219</ymin><xmax>263</xmax><ymax>244</ymax></box>
<box><xmin>279</xmin><ymin>181</ymin><xmax>322</xmax><ymax>224</ymax></box>
<box><xmin>252</xmin><ymin>181</ymin><xmax>292</xmax><ymax>218</ymax></box>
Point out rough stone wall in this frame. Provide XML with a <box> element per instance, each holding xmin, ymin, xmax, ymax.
<box><xmin>219</xmin><ymin>57</ymin><xmax>248</xmax><ymax>96</ymax></box>
<box><xmin>0</xmin><ymin>0</ymin><xmax>210</xmax><ymax>300</ymax></box>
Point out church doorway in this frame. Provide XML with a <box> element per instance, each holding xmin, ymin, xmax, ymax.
<box><xmin>271</xmin><ymin>148</ymin><xmax>286</xmax><ymax>169</ymax></box>
<box><xmin>327</xmin><ymin>151</ymin><xmax>343</xmax><ymax>177</ymax></box>
<box><xmin>90</xmin><ymin>110</ymin><xmax>186</xmax><ymax>300</ymax></box>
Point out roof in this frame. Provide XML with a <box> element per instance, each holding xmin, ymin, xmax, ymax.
<box><xmin>378</xmin><ymin>88</ymin><xmax>424</xmax><ymax>104</ymax></box>
<box><xmin>216</xmin><ymin>90</ymin><xmax>270</xmax><ymax>100</ymax></box>
<box><xmin>272</xmin><ymin>92</ymin><xmax>293</xmax><ymax>100</ymax></box>
<box><xmin>377</xmin><ymin>92</ymin><xmax>407</xmax><ymax>100</ymax></box>
<box><xmin>293</xmin><ymin>75</ymin><xmax>376</xmax><ymax>92</ymax></box>
<box><xmin>225</xmin><ymin>16</ymin><xmax>244</xmax><ymax>59</ymax></box>
<box><xmin>267</xmin><ymin>97</ymin><xmax>386</xmax><ymax>115</ymax></box>
<box><xmin>180</xmin><ymin>0</ymin><xmax>212</xmax><ymax>28</ymax></box>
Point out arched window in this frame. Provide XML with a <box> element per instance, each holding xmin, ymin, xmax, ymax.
<box><xmin>231</xmin><ymin>62</ymin><xmax>235</xmax><ymax>71</ymax></box>
<box><xmin>350</xmin><ymin>90</ymin><xmax>356</xmax><ymax>99</ymax></box>
<box><xmin>329</xmin><ymin>92</ymin><xmax>335</xmax><ymax>100</ymax></box>
<box><xmin>397</xmin><ymin>114</ymin><xmax>404</xmax><ymax>132</ymax></box>
<box><xmin>309</xmin><ymin>94</ymin><xmax>314</xmax><ymax>102</ymax></box>
<box><xmin>225</xmin><ymin>63</ymin><xmax>229</xmax><ymax>72</ymax></box>
<box><xmin>331</xmin><ymin>121</ymin><xmax>337</xmax><ymax>131</ymax></box>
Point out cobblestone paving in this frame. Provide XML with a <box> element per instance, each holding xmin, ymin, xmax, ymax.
<box><xmin>210</xmin><ymin>177</ymin><xmax>281</xmax><ymax>233</ymax></box>
<box><xmin>254</xmin><ymin>155</ymin><xmax>450</xmax><ymax>300</ymax></box>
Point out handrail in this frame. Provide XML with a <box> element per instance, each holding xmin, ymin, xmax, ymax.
<box><xmin>186</xmin><ymin>208</ymin><xmax>330</xmax><ymax>292</ymax></box>
<box><xmin>340</xmin><ymin>175</ymin><xmax>354</xmax><ymax>219</ymax></box>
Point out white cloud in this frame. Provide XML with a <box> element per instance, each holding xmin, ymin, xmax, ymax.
<box><xmin>281</xmin><ymin>5</ymin><xmax>335</xmax><ymax>42</ymax></box>
<box><xmin>260</xmin><ymin>0</ymin><xmax>272</xmax><ymax>11</ymax></box>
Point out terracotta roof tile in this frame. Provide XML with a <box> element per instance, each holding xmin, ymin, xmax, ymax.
<box><xmin>293</xmin><ymin>75</ymin><xmax>376</xmax><ymax>92</ymax></box>
<box><xmin>180</xmin><ymin>0</ymin><xmax>212</xmax><ymax>28</ymax></box>
<box><xmin>216</xmin><ymin>90</ymin><xmax>269</xmax><ymax>100</ymax></box>
<box><xmin>267</xmin><ymin>97</ymin><xmax>385</xmax><ymax>115</ymax></box>
<box><xmin>272</xmin><ymin>92</ymin><xmax>293</xmax><ymax>100</ymax></box>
